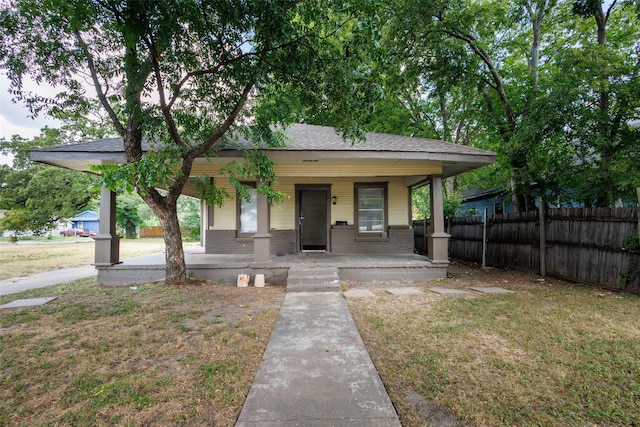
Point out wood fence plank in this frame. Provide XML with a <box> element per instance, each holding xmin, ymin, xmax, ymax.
<box><xmin>421</xmin><ymin>207</ymin><xmax>640</xmax><ymax>293</ymax></box>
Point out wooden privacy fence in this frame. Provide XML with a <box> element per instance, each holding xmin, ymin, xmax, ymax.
<box><xmin>441</xmin><ymin>207</ymin><xmax>640</xmax><ymax>294</ymax></box>
<box><xmin>413</xmin><ymin>219</ymin><xmax>430</xmax><ymax>255</ymax></box>
<box><xmin>140</xmin><ymin>226</ymin><xmax>163</xmax><ymax>238</ymax></box>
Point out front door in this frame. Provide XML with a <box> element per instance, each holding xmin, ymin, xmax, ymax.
<box><xmin>299</xmin><ymin>189</ymin><xmax>328</xmax><ymax>251</ymax></box>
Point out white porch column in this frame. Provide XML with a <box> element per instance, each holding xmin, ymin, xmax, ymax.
<box><xmin>252</xmin><ymin>178</ymin><xmax>272</xmax><ymax>264</ymax></box>
<box><xmin>94</xmin><ymin>186</ymin><xmax>122</xmax><ymax>266</ymax></box>
<box><xmin>427</xmin><ymin>175</ymin><xmax>450</xmax><ymax>265</ymax></box>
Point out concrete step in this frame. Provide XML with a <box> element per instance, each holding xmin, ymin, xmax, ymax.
<box><xmin>287</xmin><ymin>282</ymin><xmax>341</xmax><ymax>292</ymax></box>
<box><xmin>286</xmin><ymin>267</ymin><xmax>340</xmax><ymax>292</ymax></box>
<box><xmin>286</xmin><ymin>267</ymin><xmax>339</xmax><ymax>278</ymax></box>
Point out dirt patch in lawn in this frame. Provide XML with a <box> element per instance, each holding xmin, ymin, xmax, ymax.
<box><xmin>0</xmin><ymin>278</ymin><xmax>285</xmax><ymax>426</ymax></box>
<box><xmin>347</xmin><ymin>260</ymin><xmax>640</xmax><ymax>426</ymax></box>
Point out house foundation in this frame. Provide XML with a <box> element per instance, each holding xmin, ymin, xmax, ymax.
<box><xmin>95</xmin><ymin>250</ymin><xmax>445</xmax><ymax>286</ymax></box>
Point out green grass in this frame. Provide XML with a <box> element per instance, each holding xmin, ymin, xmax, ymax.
<box><xmin>0</xmin><ymin>238</ymin><xmax>173</xmax><ymax>279</ymax></box>
<box><xmin>349</xmin><ymin>281</ymin><xmax>640</xmax><ymax>426</ymax></box>
<box><xmin>0</xmin><ymin>277</ymin><xmax>284</xmax><ymax>426</ymax></box>
<box><xmin>199</xmin><ymin>361</ymin><xmax>241</xmax><ymax>404</ymax></box>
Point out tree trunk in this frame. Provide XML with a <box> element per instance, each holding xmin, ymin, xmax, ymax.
<box><xmin>126</xmin><ymin>226</ymin><xmax>137</xmax><ymax>239</ymax></box>
<box><xmin>139</xmin><ymin>188</ymin><xmax>187</xmax><ymax>285</ymax></box>
<box><xmin>594</xmin><ymin>3</ymin><xmax>614</xmax><ymax>207</ymax></box>
<box><xmin>158</xmin><ymin>204</ymin><xmax>186</xmax><ymax>285</ymax></box>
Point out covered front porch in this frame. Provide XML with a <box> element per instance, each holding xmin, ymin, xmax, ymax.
<box><xmin>92</xmin><ymin>173</ymin><xmax>451</xmax><ymax>286</ymax></box>
<box><xmin>30</xmin><ymin>124</ymin><xmax>496</xmax><ymax>285</ymax></box>
<box><xmin>96</xmin><ymin>246</ymin><xmax>446</xmax><ymax>286</ymax></box>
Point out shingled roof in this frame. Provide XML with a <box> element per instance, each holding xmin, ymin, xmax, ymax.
<box><xmin>32</xmin><ymin>124</ymin><xmax>491</xmax><ymax>155</ymax></box>
<box><xmin>231</xmin><ymin>124</ymin><xmax>492</xmax><ymax>156</ymax></box>
<box><xmin>30</xmin><ymin>123</ymin><xmax>495</xmax><ymax>178</ymax></box>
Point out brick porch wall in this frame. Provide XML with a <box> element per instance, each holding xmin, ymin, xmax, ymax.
<box><xmin>331</xmin><ymin>225</ymin><xmax>414</xmax><ymax>254</ymax></box>
<box><xmin>205</xmin><ymin>227</ymin><xmax>413</xmax><ymax>255</ymax></box>
<box><xmin>205</xmin><ymin>230</ymin><xmax>296</xmax><ymax>256</ymax></box>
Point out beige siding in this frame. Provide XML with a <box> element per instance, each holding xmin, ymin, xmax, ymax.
<box><xmin>270</xmin><ymin>178</ymin><xmax>296</xmax><ymax>230</ymax></box>
<box><xmin>210</xmin><ymin>176</ymin><xmax>411</xmax><ymax>231</ymax></box>
<box><xmin>330</xmin><ymin>179</ymin><xmax>354</xmax><ymax>225</ymax></box>
<box><xmin>210</xmin><ymin>177</ymin><xmax>298</xmax><ymax>231</ymax></box>
<box><xmin>211</xmin><ymin>178</ymin><xmax>237</xmax><ymax>230</ymax></box>
<box><xmin>273</xmin><ymin>164</ymin><xmax>440</xmax><ymax>177</ymax></box>
<box><xmin>191</xmin><ymin>162</ymin><xmax>442</xmax><ymax>178</ymax></box>
<box><xmin>304</xmin><ymin>177</ymin><xmax>409</xmax><ymax>227</ymax></box>
<box><xmin>387</xmin><ymin>177</ymin><xmax>410</xmax><ymax>226</ymax></box>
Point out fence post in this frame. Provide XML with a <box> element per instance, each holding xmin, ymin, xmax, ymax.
<box><xmin>636</xmin><ymin>188</ymin><xmax>640</xmax><ymax>239</ymax></box>
<box><xmin>482</xmin><ymin>208</ymin><xmax>488</xmax><ymax>269</ymax></box>
<box><xmin>424</xmin><ymin>218</ymin><xmax>428</xmax><ymax>255</ymax></box>
<box><xmin>539</xmin><ymin>198</ymin><xmax>546</xmax><ymax>278</ymax></box>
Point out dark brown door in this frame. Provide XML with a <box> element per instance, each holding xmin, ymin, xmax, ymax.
<box><xmin>299</xmin><ymin>189</ymin><xmax>328</xmax><ymax>250</ymax></box>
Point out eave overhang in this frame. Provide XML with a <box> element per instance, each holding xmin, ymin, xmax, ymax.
<box><xmin>29</xmin><ymin>124</ymin><xmax>496</xmax><ymax>197</ymax></box>
<box><xmin>30</xmin><ymin>148</ymin><xmax>494</xmax><ymax>177</ymax></box>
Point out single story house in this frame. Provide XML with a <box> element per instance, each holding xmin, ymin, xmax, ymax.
<box><xmin>68</xmin><ymin>210</ymin><xmax>100</xmax><ymax>234</ymax></box>
<box><xmin>460</xmin><ymin>187</ymin><xmax>514</xmax><ymax>217</ymax></box>
<box><xmin>460</xmin><ymin>185</ymin><xmax>637</xmax><ymax>218</ymax></box>
<box><xmin>31</xmin><ymin>124</ymin><xmax>495</xmax><ymax>284</ymax></box>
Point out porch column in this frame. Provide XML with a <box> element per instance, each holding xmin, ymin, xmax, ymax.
<box><xmin>427</xmin><ymin>175</ymin><xmax>450</xmax><ymax>265</ymax></box>
<box><xmin>252</xmin><ymin>178</ymin><xmax>271</xmax><ymax>264</ymax></box>
<box><xmin>199</xmin><ymin>177</ymin><xmax>215</xmax><ymax>249</ymax></box>
<box><xmin>199</xmin><ymin>198</ymin><xmax>214</xmax><ymax>248</ymax></box>
<box><xmin>200</xmin><ymin>199</ymin><xmax>205</xmax><ymax>248</ymax></box>
<box><xmin>94</xmin><ymin>186</ymin><xmax>122</xmax><ymax>266</ymax></box>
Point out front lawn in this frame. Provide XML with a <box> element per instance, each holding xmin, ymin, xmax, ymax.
<box><xmin>0</xmin><ymin>238</ymin><xmax>185</xmax><ymax>280</ymax></box>
<box><xmin>2</xmin><ymin>257</ymin><xmax>638</xmax><ymax>426</ymax></box>
<box><xmin>0</xmin><ymin>279</ymin><xmax>285</xmax><ymax>426</ymax></box>
<box><xmin>348</xmin><ymin>262</ymin><xmax>640</xmax><ymax>426</ymax></box>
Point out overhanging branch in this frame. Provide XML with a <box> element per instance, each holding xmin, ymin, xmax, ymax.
<box><xmin>73</xmin><ymin>30</ymin><xmax>126</xmax><ymax>136</ymax></box>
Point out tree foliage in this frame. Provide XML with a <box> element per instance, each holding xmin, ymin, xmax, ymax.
<box><xmin>0</xmin><ymin>166</ymin><xmax>97</xmax><ymax>235</ymax></box>
<box><xmin>540</xmin><ymin>0</ymin><xmax>640</xmax><ymax>206</ymax></box>
<box><xmin>115</xmin><ymin>192</ymin><xmax>142</xmax><ymax>239</ymax></box>
<box><xmin>178</xmin><ymin>196</ymin><xmax>201</xmax><ymax>241</ymax></box>
<box><xmin>375</xmin><ymin>0</ymin><xmax>639</xmax><ymax>211</ymax></box>
<box><xmin>0</xmin><ymin>0</ymin><xmax>383</xmax><ymax>284</ymax></box>
<box><xmin>0</xmin><ymin>128</ymin><xmax>99</xmax><ymax>235</ymax></box>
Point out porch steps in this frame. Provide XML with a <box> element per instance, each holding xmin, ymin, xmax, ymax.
<box><xmin>286</xmin><ymin>266</ymin><xmax>340</xmax><ymax>292</ymax></box>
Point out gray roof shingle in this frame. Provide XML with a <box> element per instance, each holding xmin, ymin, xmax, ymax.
<box><xmin>32</xmin><ymin>123</ymin><xmax>493</xmax><ymax>157</ymax></box>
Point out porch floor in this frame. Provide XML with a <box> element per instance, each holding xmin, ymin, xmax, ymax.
<box><xmin>96</xmin><ymin>247</ymin><xmax>447</xmax><ymax>286</ymax></box>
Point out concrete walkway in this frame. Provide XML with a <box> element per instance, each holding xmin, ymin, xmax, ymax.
<box><xmin>0</xmin><ymin>266</ymin><xmax>97</xmax><ymax>296</ymax></box>
<box><xmin>1</xmin><ymin>262</ymin><xmax>401</xmax><ymax>425</ymax></box>
<box><xmin>236</xmin><ymin>291</ymin><xmax>401</xmax><ymax>426</ymax></box>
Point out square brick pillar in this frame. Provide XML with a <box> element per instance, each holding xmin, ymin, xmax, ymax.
<box><xmin>427</xmin><ymin>175</ymin><xmax>450</xmax><ymax>266</ymax></box>
<box><xmin>94</xmin><ymin>186</ymin><xmax>122</xmax><ymax>266</ymax></box>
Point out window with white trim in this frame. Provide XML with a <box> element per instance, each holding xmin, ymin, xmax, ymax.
<box><xmin>237</xmin><ymin>184</ymin><xmax>257</xmax><ymax>235</ymax></box>
<box><xmin>355</xmin><ymin>183</ymin><xmax>388</xmax><ymax>236</ymax></box>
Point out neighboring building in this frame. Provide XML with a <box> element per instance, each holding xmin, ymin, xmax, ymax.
<box><xmin>460</xmin><ymin>187</ymin><xmax>514</xmax><ymax>217</ymax></box>
<box><xmin>460</xmin><ymin>185</ymin><xmax>638</xmax><ymax>217</ymax></box>
<box><xmin>68</xmin><ymin>210</ymin><xmax>100</xmax><ymax>234</ymax></box>
<box><xmin>31</xmin><ymin>123</ymin><xmax>496</xmax><ymax>281</ymax></box>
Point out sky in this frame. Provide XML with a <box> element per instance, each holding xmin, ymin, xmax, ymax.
<box><xmin>0</xmin><ymin>74</ymin><xmax>62</xmax><ymax>166</ymax></box>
